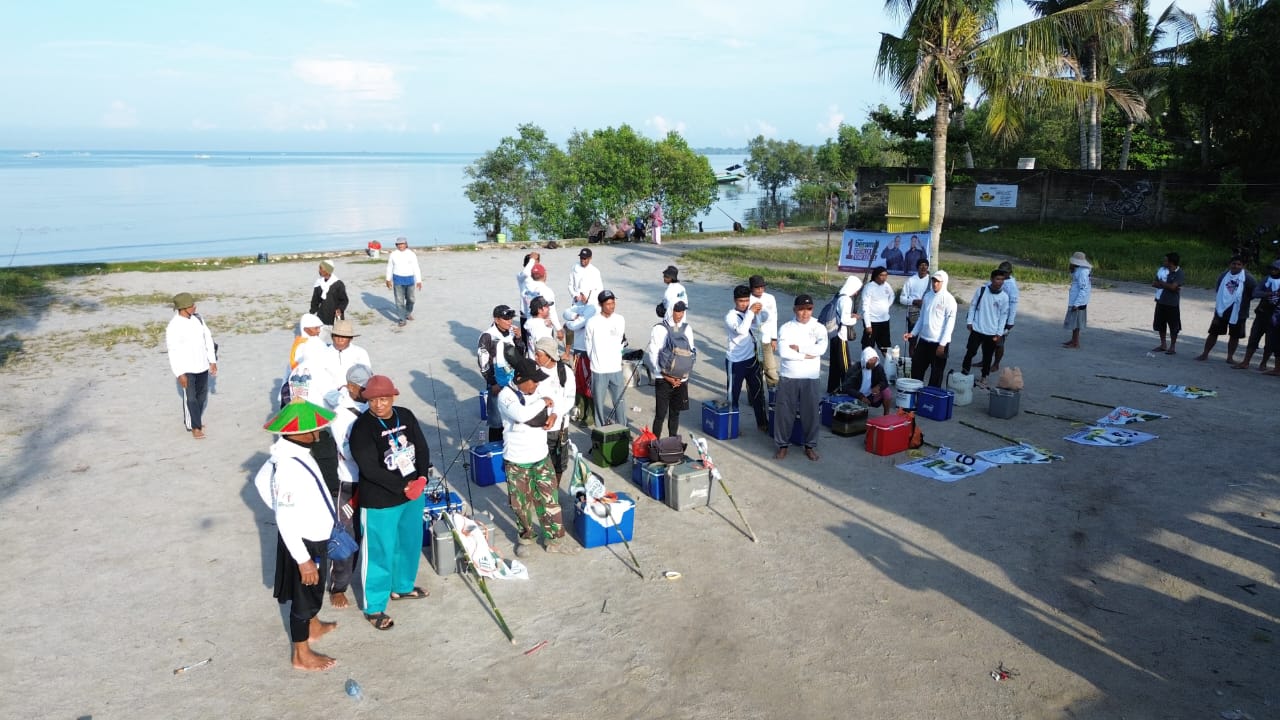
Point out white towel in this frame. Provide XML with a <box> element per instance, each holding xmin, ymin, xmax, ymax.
<box><xmin>1154</xmin><ymin>267</ymin><xmax>1168</xmax><ymax>301</ymax></box>
<box><xmin>450</xmin><ymin>513</ymin><xmax>529</xmax><ymax>580</ymax></box>
<box><xmin>1215</xmin><ymin>270</ymin><xmax>1246</xmax><ymax>323</ymax></box>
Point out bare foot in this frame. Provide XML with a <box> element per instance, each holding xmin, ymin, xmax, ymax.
<box><xmin>1151</xmin><ymin>345</ymin><xmax>1167</xmax><ymax>352</ymax></box>
<box><xmin>1194</xmin><ymin>354</ymin><xmax>1208</xmax><ymax>362</ymax></box>
<box><xmin>1266</xmin><ymin>369</ymin><xmax>1280</xmax><ymax>377</ymax></box>
<box><xmin>308</xmin><ymin>617</ymin><xmax>337</xmax><ymax>641</ymax></box>
<box><xmin>330</xmin><ymin>591</ymin><xmax>349</xmax><ymax>609</ymax></box>
<box><xmin>292</xmin><ymin>644</ymin><xmax>337</xmax><ymax>671</ymax></box>
<box><xmin>1225</xmin><ymin>357</ymin><xmax>1237</xmax><ymax>364</ymax></box>
<box><xmin>1061</xmin><ymin>342</ymin><xmax>1079</xmax><ymax>349</ymax></box>
<box><xmin>1231</xmin><ymin>362</ymin><xmax>1249</xmax><ymax>369</ymax></box>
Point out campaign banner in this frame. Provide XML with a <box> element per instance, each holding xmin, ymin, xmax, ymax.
<box><xmin>898</xmin><ymin>448</ymin><xmax>997</xmax><ymax>482</ymax></box>
<box><xmin>975</xmin><ymin>444</ymin><xmax>1063</xmax><ymax>465</ymax></box>
<box><xmin>837</xmin><ymin>230</ymin><xmax>931</xmax><ymax>277</ymax></box>
<box><xmin>975</xmin><ymin>184</ymin><xmax>1018</xmax><ymax>208</ymax></box>
<box><xmin>1096</xmin><ymin>406</ymin><xmax>1169</xmax><ymax>425</ymax></box>
<box><xmin>1064</xmin><ymin>426</ymin><xmax>1158</xmax><ymax>447</ymax></box>
<box><xmin>1160</xmin><ymin>384</ymin><xmax>1217</xmax><ymax>399</ymax></box>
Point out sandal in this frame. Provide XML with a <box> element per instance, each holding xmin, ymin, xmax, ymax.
<box><xmin>390</xmin><ymin>587</ymin><xmax>429</xmax><ymax>600</ymax></box>
<box><xmin>364</xmin><ymin>612</ymin><xmax>395</xmax><ymax>630</ymax></box>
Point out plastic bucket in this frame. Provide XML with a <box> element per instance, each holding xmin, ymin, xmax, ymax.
<box><xmin>947</xmin><ymin>372</ymin><xmax>974</xmax><ymax>407</ymax></box>
<box><xmin>895</xmin><ymin>378</ymin><xmax>924</xmax><ymax>410</ymax></box>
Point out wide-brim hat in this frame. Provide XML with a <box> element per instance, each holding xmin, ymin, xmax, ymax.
<box><xmin>331</xmin><ymin>319</ymin><xmax>358</xmax><ymax>337</ymax></box>
<box><xmin>264</xmin><ymin>400</ymin><xmax>336</xmax><ymax>435</ymax></box>
<box><xmin>1069</xmin><ymin>251</ymin><xmax>1092</xmax><ymax>269</ymax></box>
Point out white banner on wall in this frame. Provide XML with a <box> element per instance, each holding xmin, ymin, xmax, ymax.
<box><xmin>975</xmin><ymin>184</ymin><xmax>1018</xmax><ymax>208</ymax></box>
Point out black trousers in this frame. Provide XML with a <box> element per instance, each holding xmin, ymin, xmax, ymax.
<box><xmin>326</xmin><ymin>482</ymin><xmax>358</xmax><ymax>595</ymax></box>
<box><xmin>911</xmin><ymin>340</ymin><xmax>949</xmax><ymax>388</ymax></box>
<box><xmin>961</xmin><ymin>332</ymin><xmax>998</xmax><ymax>378</ymax></box>
<box><xmin>652</xmin><ymin>378</ymin><xmax>689</xmax><ymax>438</ymax></box>
<box><xmin>273</xmin><ymin>536</ymin><xmax>328</xmax><ymax>642</ymax></box>
<box><xmin>729</xmin><ymin>357</ymin><xmax>767</xmax><ymax>428</ymax></box>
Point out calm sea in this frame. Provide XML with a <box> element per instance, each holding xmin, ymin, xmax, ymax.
<box><xmin>0</xmin><ymin>150</ymin><xmax>784</xmax><ymax>267</ymax></box>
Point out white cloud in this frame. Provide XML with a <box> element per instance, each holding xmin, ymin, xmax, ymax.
<box><xmin>754</xmin><ymin>120</ymin><xmax>777</xmax><ymax>137</ymax></box>
<box><xmin>817</xmin><ymin>105</ymin><xmax>844</xmax><ymax>134</ymax></box>
<box><xmin>102</xmin><ymin>100</ymin><xmax>138</xmax><ymax>128</ymax></box>
<box><xmin>648</xmin><ymin>115</ymin><xmax>687</xmax><ymax>137</ymax></box>
<box><xmin>292</xmin><ymin>58</ymin><xmax>401</xmax><ymax>101</ymax></box>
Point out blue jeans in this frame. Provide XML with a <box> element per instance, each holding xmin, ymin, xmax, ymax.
<box><xmin>591</xmin><ymin>370</ymin><xmax>626</xmax><ymax>427</ymax></box>
<box><xmin>393</xmin><ymin>283</ymin><xmax>416</xmax><ymax>321</ymax></box>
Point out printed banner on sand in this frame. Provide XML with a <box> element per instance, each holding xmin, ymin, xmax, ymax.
<box><xmin>898</xmin><ymin>448</ymin><xmax>997</xmax><ymax>482</ymax></box>
<box><xmin>1097</xmin><ymin>406</ymin><xmax>1169</xmax><ymax>425</ymax></box>
<box><xmin>1161</xmin><ymin>385</ymin><xmax>1216</xmax><ymax>399</ymax></box>
<box><xmin>1064</xmin><ymin>426</ymin><xmax>1157</xmax><ymax>447</ymax></box>
<box><xmin>975</xmin><ymin>444</ymin><xmax>1063</xmax><ymax>465</ymax></box>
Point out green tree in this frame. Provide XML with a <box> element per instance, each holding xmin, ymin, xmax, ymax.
<box><xmin>463</xmin><ymin>123</ymin><xmax>558</xmax><ymax>241</ymax></box>
<box><xmin>876</xmin><ymin>0</ymin><xmax>1141</xmax><ymax>267</ymax></box>
<box><xmin>868</xmin><ymin>103</ymin><xmax>934</xmax><ymax>167</ymax></box>
<box><xmin>745</xmin><ymin>136</ymin><xmax>815</xmax><ymax>203</ymax></box>
<box><xmin>563</xmin><ymin>125</ymin><xmax>655</xmax><ymax>228</ymax></box>
<box><xmin>815</xmin><ymin>120</ymin><xmax>897</xmax><ymax>196</ymax></box>
<box><xmin>651</xmin><ymin>132</ymin><xmax>717</xmax><ymax>233</ymax></box>
<box><xmin>966</xmin><ymin>101</ymin><xmax>1078</xmax><ymax>168</ymax></box>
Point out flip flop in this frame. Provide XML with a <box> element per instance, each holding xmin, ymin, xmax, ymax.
<box><xmin>390</xmin><ymin>587</ymin><xmax>429</xmax><ymax>600</ymax></box>
<box><xmin>364</xmin><ymin>612</ymin><xmax>394</xmax><ymax>630</ymax></box>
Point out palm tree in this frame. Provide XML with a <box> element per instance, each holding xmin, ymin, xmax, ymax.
<box><xmin>875</xmin><ymin>0</ymin><xmax>1141</xmax><ymax>266</ymax></box>
<box><xmin>1114</xmin><ymin>0</ymin><xmax>1189</xmax><ymax>169</ymax></box>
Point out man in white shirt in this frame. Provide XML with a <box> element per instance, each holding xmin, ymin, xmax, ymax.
<box><xmin>960</xmin><ymin>269</ymin><xmax>1012</xmax><ymax>388</ymax></box>
<box><xmin>568</xmin><ymin>248</ymin><xmax>604</xmax><ymax>307</ymax></box>
<box><xmin>774</xmin><ymin>294</ymin><xmax>828</xmax><ymax>461</ymax></box>
<box><xmin>660</xmin><ymin>265</ymin><xmax>688</xmax><ymax>322</ymax></box>
<box><xmin>861</xmin><ymin>266</ymin><xmax>896</xmax><ymax>351</ymax></box>
<box><xmin>321</xmin><ymin>363</ymin><xmax>372</xmax><ymax>610</ymax></box>
<box><xmin>585</xmin><ymin>290</ymin><xmax>628</xmax><ymax>427</ymax></box>
<box><xmin>828</xmin><ymin>275</ymin><xmax>863</xmax><ymax>394</ymax></box>
<box><xmin>165</xmin><ymin>292</ymin><xmax>218</xmax><ymax>439</ymax></box>
<box><xmin>384</xmin><ymin>237</ymin><xmax>422</xmax><ymax>327</ymax></box>
<box><xmin>524</xmin><ymin>296</ymin><xmax>561</xmax><ymax>359</ymax></box>
<box><xmin>904</xmin><ymin>270</ymin><xmax>957</xmax><ymax>388</ymax></box>
<box><xmin>899</xmin><ymin>258</ymin><xmax>931</xmax><ymax>355</ymax></box>
<box><xmin>991</xmin><ymin>260</ymin><xmax>1019</xmax><ymax>371</ymax></box>
<box><xmin>478</xmin><ymin>304</ymin><xmax>523</xmax><ymax>443</ymax></box>
<box><xmin>562</xmin><ymin>301</ymin><xmax>598</xmax><ymax>427</ymax></box>
<box><xmin>328</xmin><ymin>319</ymin><xmax>372</xmax><ymax>377</ymax></box>
<box><xmin>499</xmin><ymin>357</ymin><xmax>579</xmax><ymax>557</ymax></box>
<box><xmin>648</xmin><ymin>301</ymin><xmax>696</xmax><ymax>438</ymax></box>
<box><xmin>724</xmin><ymin>286</ymin><xmax>769</xmax><ymax>432</ymax></box>
<box><xmin>749</xmin><ymin>275</ymin><xmax>780</xmax><ymax>387</ymax></box>
<box><xmin>521</xmin><ymin>262</ymin><xmax>562</xmax><ymax>333</ymax></box>
<box><xmin>534</xmin><ymin>337</ymin><xmax>575</xmax><ymax>484</ymax></box>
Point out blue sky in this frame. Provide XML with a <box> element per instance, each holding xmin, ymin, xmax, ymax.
<box><xmin>0</xmin><ymin>0</ymin><xmax>1216</xmax><ymax>153</ymax></box>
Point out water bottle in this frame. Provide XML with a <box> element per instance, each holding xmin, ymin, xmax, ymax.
<box><xmin>345</xmin><ymin>678</ymin><xmax>363</xmax><ymax>700</ymax></box>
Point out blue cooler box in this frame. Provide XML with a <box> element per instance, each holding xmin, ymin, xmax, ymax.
<box><xmin>821</xmin><ymin>394</ymin><xmax>855</xmax><ymax>427</ymax></box>
<box><xmin>767</xmin><ymin>406</ymin><xmax>806</xmax><ymax>445</ymax></box>
<box><xmin>635</xmin><ymin>462</ymin><xmax>667</xmax><ymax>502</ymax></box>
<box><xmin>631</xmin><ymin>459</ymin><xmax>650</xmax><ymax>487</ymax></box>
<box><xmin>469</xmin><ymin>441</ymin><xmax>506</xmax><ymax>486</ymax></box>
<box><xmin>917</xmin><ymin>386</ymin><xmax>955</xmax><ymax>421</ymax></box>
<box><xmin>421</xmin><ymin>491</ymin><xmax>466</xmax><ymax>546</ymax></box>
<box><xmin>702</xmin><ymin>401</ymin><xmax>740</xmax><ymax>440</ymax></box>
<box><xmin>573</xmin><ymin>492</ymin><xmax>636</xmax><ymax>548</ymax></box>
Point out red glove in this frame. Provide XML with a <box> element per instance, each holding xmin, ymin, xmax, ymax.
<box><xmin>405</xmin><ymin>476</ymin><xmax>426</xmax><ymax>500</ymax></box>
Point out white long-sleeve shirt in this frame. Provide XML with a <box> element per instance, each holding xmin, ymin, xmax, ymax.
<box><xmin>899</xmin><ymin>273</ymin><xmax>930</xmax><ymax>309</ymax></box>
<box><xmin>522</xmin><ymin>279</ymin><xmax>562</xmax><ymax>329</ymax></box>
<box><xmin>536</xmin><ymin>361</ymin><xmax>576</xmax><ymax>432</ymax></box>
<box><xmin>836</xmin><ymin>294</ymin><xmax>859</xmax><ymax>342</ymax></box>
<box><xmin>384</xmin><ymin>248</ymin><xmax>422</xmax><ymax>283</ymax></box>
<box><xmin>966</xmin><ymin>284</ymin><xmax>1012</xmax><ymax>336</ymax></box>
<box><xmin>861</xmin><ymin>280</ymin><xmax>896</xmax><ymax>326</ymax></box>
<box><xmin>647</xmin><ymin>320</ymin><xmax>696</xmax><ymax>376</ymax></box>
<box><xmin>254</xmin><ymin>438</ymin><xmax>335</xmax><ymax>564</ymax></box>
<box><xmin>332</xmin><ymin>342</ymin><xmax>372</xmax><ymax>376</ymax></box>
<box><xmin>563</xmin><ymin>303</ymin><xmax>597</xmax><ymax>353</ymax></box>
<box><xmin>498</xmin><ymin>384</ymin><xmax>552</xmax><ymax>464</ymax></box>
<box><xmin>777</xmin><ymin>318</ymin><xmax>828</xmax><ymax>379</ymax></box>
<box><xmin>911</xmin><ymin>279</ymin><xmax>957</xmax><ymax>345</ymax></box>
<box><xmin>661</xmin><ymin>282</ymin><xmax>688</xmax><ymax>322</ymax></box>
<box><xmin>165</xmin><ymin>312</ymin><xmax>216</xmax><ymax>376</ymax></box>
<box><xmin>1068</xmin><ymin>267</ymin><xmax>1091</xmax><ymax>308</ymax></box>
<box><xmin>1003</xmin><ymin>275</ymin><xmax>1019</xmax><ymax>326</ymax></box>
<box><xmin>568</xmin><ymin>263</ymin><xmax>604</xmax><ymax>307</ymax></box>
<box><xmin>751</xmin><ymin>291</ymin><xmax>779</xmax><ymax>343</ymax></box>
<box><xmin>724</xmin><ymin>307</ymin><xmax>758</xmax><ymax>363</ymax></box>
<box><xmin>323</xmin><ymin>387</ymin><xmax>367</xmax><ymax>484</ymax></box>
<box><xmin>585</xmin><ymin>312</ymin><xmax>627</xmax><ymax>373</ymax></box>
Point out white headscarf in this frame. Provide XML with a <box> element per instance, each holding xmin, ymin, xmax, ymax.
<box><xmin>314</xmin><ymin>264</ymin><xmax>339</xmax><ymax>300</ymax></box>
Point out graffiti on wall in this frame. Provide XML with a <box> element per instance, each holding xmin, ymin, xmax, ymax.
<box><xmin>1083</xmin><ymin>179</ymin><xmax>1154</xmax><ymax>221</ymax></box>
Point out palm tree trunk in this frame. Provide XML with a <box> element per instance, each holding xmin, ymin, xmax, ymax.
<box><xmin>1119</xmin><ymin>122</ymin><xmax>1134</xmax><ymax>170</ymax></box>
<box><xmin>928</xmin><ymin>96</ymin><xmax>949</xmax><ymax>271</ymax></box>
<box><xmin>1078</xmin><ymin>106</ymin><xmax>1089</xmax><ymax>169</ymax></box>
<box><xmin>954</xmin><ymin>102</ymin><xmax>975</xmax><ymax>169</ymax></box>
<box><xmin>1089</xmin><ymin>54</ymin><xmax>1101</xmax><ymax>170</ymax></box>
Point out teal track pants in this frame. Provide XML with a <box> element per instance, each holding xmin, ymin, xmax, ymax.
<box><xmin>360</xmin><ymin>496</ymin><xmax>425</xmax><ymax>614</ymax></box>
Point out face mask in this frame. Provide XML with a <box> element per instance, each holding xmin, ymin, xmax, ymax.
<box><xmin>309</xmin><ymin>428</ymin><xmax>338</xmax><ymax>462</ymax></box>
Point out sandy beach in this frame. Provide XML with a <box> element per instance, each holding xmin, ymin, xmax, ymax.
<box><xmin>0</xmin><ymin>233</ymin><xmax>1276</xmax><ymax>719</ymax></box>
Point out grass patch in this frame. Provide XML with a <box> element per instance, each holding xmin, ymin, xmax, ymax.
<box><xmin>81</xmin><ymin>321</ymin><xmax>168</xmax><ymax>351</ymax></box>
<box><xmin>944</xmin><ymin>223</ymin><xmax>1229</xmax><ymax>288</ymax></box>
<box><xmin>100</xmin><ymin>292</ymin><xmax>180</xmax><ymax>307</ymax></box>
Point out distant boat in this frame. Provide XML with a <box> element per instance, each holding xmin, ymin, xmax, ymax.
<box><xmin>715</xmin><ymin>163</ymin><xmax>746</xmax><ymax>184</ymax></box>
<box><xmin>23</xmin><ymin>152</ymin><xmax>40</xmax><ymax>158</ymax></box>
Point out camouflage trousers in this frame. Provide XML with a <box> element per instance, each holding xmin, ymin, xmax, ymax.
<box><xmin>504</xmin><ymin>458</ymin><xmax>565</xmax><ymax>542</ymax></box>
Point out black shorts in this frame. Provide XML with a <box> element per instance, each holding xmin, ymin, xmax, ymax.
<box><xmin>1153</xmin><ymin>303</ymin><xmax>1181</xmax><ymax>335</ymax></box>
<box><xmin>1208</xmin><ymin>312</ymin><xmax>1246</xmax><ymax>339</ymax></box>
<box><xmin>864</xmin><ymin>321</ymin><xmax>892</xmax><ymax>349</ymax></box>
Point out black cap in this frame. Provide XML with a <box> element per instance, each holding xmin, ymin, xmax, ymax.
<box><xmin>733</xmin><ymin>285</ymin><xmax>751</xmax><ymax>299</ymax></box>
<box><xmin>512</xmin><ymin>357</ymin><xmax>548</xmax><ymax>384</ymax></box>
<box><xmin>530</xmin><ymin>296</ymin><xmax>551</xmax><ymax>312</ymax></box>
<box><xmin>579</xmin><ymin>248</ymin><xmax>592</xmax><ymax>258</ymax></box>
<box><xmin>598</xmin><ymin>290</ymin><xmax>616</xmax><ymax>304</ymax></box>
<box><xmin>749</xmin><ymin>275</ymin><xmax>766</xmax><ymax>288</ymax></box>
<box><xmin>672</xmin><ymin>301</ymin><xmax>687</xmax><ymax>312</ymax></box>
<box><xmin>663</xmin><ymin>265</ymin><xmax>679</xmax><ymax>279</ymax></box>
<box><xmin>794</xmin><ymin>294</ymin><xmax>815</xmax><ymax>307</ymax></box>
<box><xmin>493</xmin><ymin>304</ymin><xmax>516</xmax><ymax>319</ymax></box>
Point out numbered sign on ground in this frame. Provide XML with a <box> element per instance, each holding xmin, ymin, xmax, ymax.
<box><xmin>1097</xmin><ymin>406</ymin><xmax>1169</xmax><ymax>425</ymax></box>
<box><xmin>1160</xmin><ymin>385</ymin><xmax>1217</xmax><ymax>399</ymax></box>
<box><xmin>975</xmin><ymin>444</ymin><xmax>1063</xmax><ymax>465</ymax></box>
<box><xmin>898</xmin><ymin>449</ymin><xmax>997</xmax><ymax>482</ymax></box>
<box><xmin>1064</xmin><ymin>426</ymin><xmax>1158</xmax><ymax>447</ymax></box>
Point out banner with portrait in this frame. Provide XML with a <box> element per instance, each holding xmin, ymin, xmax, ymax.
<box><xmin>837</xmin><ymin>230</ymin><xmax>931</xmax><ymax>277</ymax></box>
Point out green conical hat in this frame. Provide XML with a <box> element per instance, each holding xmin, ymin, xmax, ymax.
<box><xmin>263</xmin><ymin>399</ymin><xmax>336</xmax><ymax>435</ymax></box>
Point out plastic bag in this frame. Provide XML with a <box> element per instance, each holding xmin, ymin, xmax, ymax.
<box><xmin>632</xmin><ymin>426</ymin><xmax>657</xmax><ymax>459</ymax></box>
<box><xmin>996</xmin><ymin>367</ymin><xmax>1024</xmax><ymax>391</ymax></box>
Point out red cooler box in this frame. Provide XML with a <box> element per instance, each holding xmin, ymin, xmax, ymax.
<box><xmin>865</xmin><ymin>415</ymin><xmax>912</xmax><ymax>456</ymax></box>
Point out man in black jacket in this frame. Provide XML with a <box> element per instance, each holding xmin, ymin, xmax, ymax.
<box><xmin>309</xmin><ymin>260</ymin><xmax>349</xmax><ymax>327</ymax></box>
<box><xmin>841</xmin><ymin>346</ymin><xmax>895</xmax><ymax>415</ymax></box>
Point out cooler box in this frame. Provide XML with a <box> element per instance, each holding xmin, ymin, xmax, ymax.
<box><xmin>702</xmin><ymin>401</ymin><xmax>740</xmax><ymax>440</ymax></box>
<box><xmin>590</xmin><ymin>424</ymin><xmax>630</xmax><ymax>467</ymax></box>
<box><xmin>665</xmin><ymin>460</ymin><xmax>713</xmax><ymax>511</ymax></box>
<box><xmin>989</xmin><ymin>388</ymin><xmax>1021</xmax><ymax>419</ymax></box>
<box><xmin>865</xmin><ymin>415</ymin><xmax>912</xmax><ymax>456</ymax></box>
<box><xmin>421</xmin><ymin>491</ymin><xmax>466</xmax><ymax>547</ymax></box>
<box><xmin>470</xmin><ymin>441</ymin><xmax>505</xmax><ymax>486</ymax></box>
<box><xmin>634</xmin><ymin>461</ymin><xmax>668</xmax><ymax>502</ymax></box>
<box><xmin>916</xmin><ymin>386</ymin><xmax>955</xmax><ymax>421</ymax></box>
<box><xmin>767</xmin><ymin>405</ymin><xmax>806</xmax><ymax>446</ymax></box>
<box><xmin>821</xmin><ymin>394</ymin><xmax>855</xmax><ymax>427</ymax></box>
<box><xmin>831</xmin><ymin>404</ymin><xmax>869</xmax><ymax>437</ymax></box>
<box><xmin>479</xmin><ymin>389</ymin><xmax>488</xmax><ymax>420</ymax></box>
<box><xmin>631</xmin><ymin>458</ymin><xmax>649</xmax><ymax>487</ymax></box>
<box><xmin>573</xmin><ymin>492</ymin><xmax>636</xmax><ymax>548</ymax></box>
